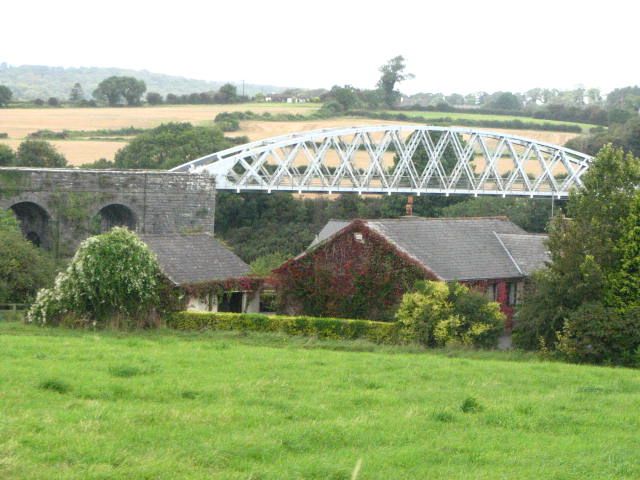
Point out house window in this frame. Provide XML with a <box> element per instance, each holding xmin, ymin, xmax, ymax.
<box><xmin>507</xmin><ymin>282</ymin><xmax>518</xmax><ymax>306</ymax></box>
<box><xmin>486</xmin><ymin>283</ymin><xmax>497</xmax><ymax>302</ymax></box>
<box><xmin>218</xmin><ymin>292</ymin><xmax>244</xmax><ymax>313</ymax></box>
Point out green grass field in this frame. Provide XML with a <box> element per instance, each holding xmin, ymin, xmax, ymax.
<box><xmin>1</xmin><ymin>321</ymin><xmax>638</xmax><ymax>479</ymax></box>
<box><xmin>382</xmin><ymin>110</ymin><xmax>595</xmax><ymax>131</ymax></box>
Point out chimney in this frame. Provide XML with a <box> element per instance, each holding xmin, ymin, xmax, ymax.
<box><xmin>405</xmin><ymin>195</ymin><xmax>414</xmax><ymax>216</ymax></box>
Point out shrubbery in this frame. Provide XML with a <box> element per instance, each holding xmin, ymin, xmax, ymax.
<box><xmin>0</xmin><ymin>210</ymin><xmax>55</xmax><ymax>304</ymax></box>
<box><xmin>28</xmin><ymin>227</ymin><xmax>165</xmax><ymax>328</ymax></box>
<box><xmin>167</xmin><ymin>311</ymin><xmax>399</xmax><ymax>344</ymax></box>
<box><xmin>557</xmin><ymin>303</ymin><xmax>640</xmax><ymax>366</ymax></box>
<box><xmin>396</xmin><ymin>281</ymin><xmax>504</xmax><ymax>348</ymax></box>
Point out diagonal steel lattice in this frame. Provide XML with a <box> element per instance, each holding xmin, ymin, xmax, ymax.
<box><xmin>171</xmin><ymin>125</ymin><xmax>593</xmax><ymax>197</ymax></box>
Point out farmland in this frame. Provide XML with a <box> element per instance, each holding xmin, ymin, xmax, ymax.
<box><xmin>0</xmin><ymin>104</ymin><xmax>585</xmax><ymax>166</ymax></box>
<box><xmin>1</xmin><ymin>321</ymin><xmax>639</xmax><ymax>479</ymax></box>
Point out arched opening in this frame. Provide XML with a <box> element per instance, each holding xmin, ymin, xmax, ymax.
<box><xmin>10</xmin><ymin>202</ymin><xmax>51</xmax><ymax>249</ymax></box>
<box><xmin>96</xmin><ymin>204</ymin><xmax>137</xmax><ymax>233</ymax></box>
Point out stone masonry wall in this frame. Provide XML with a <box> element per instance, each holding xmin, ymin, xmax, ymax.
<box><xmin>0</xmin><ymin>168</ymin><xmax>216</xmax><ymax>257</ymax></box>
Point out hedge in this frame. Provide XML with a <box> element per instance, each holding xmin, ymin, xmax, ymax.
<box><xmin>167</xmin><ymin>311</ymin><xmax>400</xmax><ymax>344</ymax></box>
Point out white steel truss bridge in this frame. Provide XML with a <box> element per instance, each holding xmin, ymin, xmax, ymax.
<box><xmin>171</xmin><ymin>125</ymin><xmax>593</xmax><ymax>198</ymax></box>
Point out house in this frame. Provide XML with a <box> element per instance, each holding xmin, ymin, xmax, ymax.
<box><xmin>274</xmin><ymin>217</ymin><xmax>549</xmax><ymax>327</ymax></box>
<box><xmin>139</xmin><ymin>233</ymin><xmax>261</xmax><ymax>313</ymax></box>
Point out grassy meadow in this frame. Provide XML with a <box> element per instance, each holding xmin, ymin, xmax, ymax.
<box><xmin>0</xmin><ymin>103</ymin><xmax>587</xmax><ymax>166</ymax></box>
<box><xmin>382</xmin><ymin>109</ymin><xmax>596</xmax><ymax>132</ymax></box>
<box><xmin>1</xmin><ymin>321</ymin><xmax>638</xmax><ymax>479</ymax></box>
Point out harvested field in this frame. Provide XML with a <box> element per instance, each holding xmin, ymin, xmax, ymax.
<box><xmin>0</xmin><ymin>106</ymin><xmax>581</xmax><ymax>166</ymax></box>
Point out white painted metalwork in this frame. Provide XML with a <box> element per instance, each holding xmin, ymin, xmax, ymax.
<box><xmin>171</xmin><ymin>125</ymin><xmax>592</xmax><ymax>197</ymax></box>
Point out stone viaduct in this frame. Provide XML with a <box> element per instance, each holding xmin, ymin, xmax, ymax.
<box><xmin>0</xmin><ymin>168</ymin><xmax>216</xmax><ymax>257</ymax></box>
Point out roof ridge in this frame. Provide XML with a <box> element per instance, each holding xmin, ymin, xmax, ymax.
<box><xmin>493</xmin><ymin>231</ymin><xmax>524</xmax><ymax>276</ymax></box>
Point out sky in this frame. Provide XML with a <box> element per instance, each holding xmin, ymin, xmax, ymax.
<box><xmin>1</xmin><ymin>0</ymin><xmax>638</xmax><ymax>94</ymax></box>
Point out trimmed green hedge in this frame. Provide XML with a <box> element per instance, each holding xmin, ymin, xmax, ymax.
<box><xmin>167</xmin><ymin>311</ymin><xmax>400</xmax><ymax>344</ymax></box>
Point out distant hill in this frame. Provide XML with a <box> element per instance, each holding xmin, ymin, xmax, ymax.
<box><xmin>0</xmin><ymin>63</ymin><xmax>289</xmax><ymax>100</ymax></box>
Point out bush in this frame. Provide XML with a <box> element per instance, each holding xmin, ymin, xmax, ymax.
<box><xmin>167</xmin><ymin>311</ymin><xmax>400</xmax><ymax>344</ymax></box>
<box><xmin>396</xmin><ymin>281</ymin><xmax>504</xmax><ymax>348</ymax></box>
<box><xmin>557</xmin><ymin>303</ymin><xmax>640</xmax><ymax>366</ymax></box>
<box><xmin>0</xmin><ymin>210</ymin><xmax>55</xmax><ymax>304</ymax></box>
<box><xmin>28</xmin><ymin>227</ymin><xmax>163</xmax><ymax>327</ymax></box>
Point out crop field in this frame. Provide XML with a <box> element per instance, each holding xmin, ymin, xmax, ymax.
<box><xmin>0</xmin><ymin>103</ymin><xmax>320</xmax><ymax>166</ymax></box>
<box><xmin>0</xmin><ymin>104</ymin><xmax>583</xmax><ymax>166</ymax></box>
<box><xmin>1</xmin><ymin>321</ymin><xmax>639</xmax><ymax>479</ymax></box>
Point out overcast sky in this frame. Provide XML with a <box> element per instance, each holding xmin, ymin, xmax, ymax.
<box><xmin>2</xmin><ymin>0</ymin><xmax>637</xmax><ymax>94</ymax></box>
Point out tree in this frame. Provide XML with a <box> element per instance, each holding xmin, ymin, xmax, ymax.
<box><xmin>513</xmin><ymin>145</ymin><xmax>640</xmax><ymax>358</ymax></box>
<box><xmin>69</xmin><ymin>82</ymin><xmax>84</xmax><ymax>103</ymax></box>
<box><xmin>486</xmin><ymin>91</ymin><xmax>522</xmax><ymax>110</ymax></box>
<box><xmin>16</xmin><ymin>140</ymin><xmax>67</xmax><ymax>167</ymax></box>
<box><xmin>146</xmin><ymin>92</ymin><xmax>163</xmax><ymax>105</ymax></box>
<box><xmin>121</xmin><ymin>77</ymin><xmax>146</xmax><ymax>106</ymax></box>
<box><xmin>214</xmin><ymin>83</ymin><xmax>238</xmax><ymax>104</ymax></box>
<box><xmin>93</xmin><ymin>76</ymin><xmax>146</xmax><ymax>106</ymax></box>
<box><xmin>0</xmin><ymin>210</ymin><xmax>55</xmax><ymax>304</ymax></box>
<box><xmin>28</xmin><ymin>227</ymin><xmax>163</xmax><ymax>326</ymax></box>
<box><xmin>47</xmin><ymin>97</ymin><xmax>60</xmax><ymax>107</ymax></box>
<box><xmin>377</xmin><ymin>55</ymin><xmax>414</xmax><ymax>107</ymax></box>
<box><xmin>0</xmin><ymin>144</ymin><xmax>16</xmax><ymax>166</ymax></box>
<box><xmin>113</xmin><ymin>122</ymin><xmax>234</xmax><ymax>170</ymax></box>
<box><xmin>0</xmin><ymin>85</ymin><xmax>12</xmax><ymax>107</ymax></box>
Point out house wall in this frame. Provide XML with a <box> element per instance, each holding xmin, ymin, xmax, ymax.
<box><xmin>273</xmin><ymin>223</ymin><xmax>435</xmax><ymax>321</ymax></box>
<box><xmin>186</xmin><ymin>290</ymin><xmax>261</xmax><ymax>313</ymax></box>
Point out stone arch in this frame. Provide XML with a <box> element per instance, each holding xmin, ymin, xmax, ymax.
<box><xmin>9</xmin><ymin>201</ymin><xmax>51</xmax><ymax>249</ymax></box>
<box><xmin>95</xmin><ymin>203</ymin><xmax>138</xmax><ymax>233</ymax></box>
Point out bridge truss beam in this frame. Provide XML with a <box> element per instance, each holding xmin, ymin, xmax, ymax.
<box><xmin>171</xmin><ymin>125</ymin><xmax>592</xmax><ymax>198</ymax></box>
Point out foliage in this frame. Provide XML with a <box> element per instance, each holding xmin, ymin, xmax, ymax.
<box><xmin>167</xmin><ymin>311</ymin><xmax>400</xmax><ymax>344</ymax></box>
<box><xmin>606</xmin><ymin>194</ymin><xmax>640</xmax><ymax>310</ymax></box>
<box><xmin>377</xmin><ymin>55</ymin><xmax>414</xmax><ymax>107</ymax></box>
<box><xmin>273</xmin><ymin>221</ymin><xmax>429</xmax><ymax>321</ymax></box>
<box><xmin>486</xmin><ymin>91</ymin><xmax>522</xmax><ymax>110</ymax></box>
<box><xmin>145</xmin><ymin>91</ymin><xmax>163</xmax><ymax>105</ymax></box>
<box><xmin>0</xmin><ymin>209</ymin><xmax>55</xmax><ymax>303</ymax></box>
<box><xmin>396</xmin><ymin>280</ymin><xmax>504</xmax><ymax>348</ymax></box>
<box><xmin>0</xmin><ymin>144</ymin><xmax>16</xmax><ymax>166</ymax></box>
<box><xmin>28</xmin><ymin>227</ymin><xmax>163</xmax><ymax>327</ymax></box>
<box><xmin>93</xmin><ymin>76</ymin><xmax>147</xmax><ymax>106</ymax></box>
<box><xmin>69</xmin><ymin>82</ymin><xmax>84</xmax><ymax>103</ymax></box>
<box><xmin>557</xmin><ymin>303</ymin><xmax>640</xmax><ymax>366</ymax></box>
<box><xmin>215</xmin><ymin>191</ymin><xmax>462</xmax><ymax>263</ymax></box>
<box><xmin>347</xmin><ymin>110</ymin><xmax>582</xmax><ymax>133</ymax></box>
<box><xmin>513</xmin><ymin>146</ymin><xmax>640</xmax><ymax>362</ymax></box>
<box><xmin>0</xmin><ymin>64</ymin><xmax>285</xmax><ymax>100</ymax></box>
<box><xmin>15</xmin><ymin>139</ymin><xmax>67</xmax><ymax>168</ymax></box>
<box><xmin>566</xmin><ymin>117</ymin><xmax>640</xmax><ymax>157</ymax></box>
<box><xmin>441</xmin><ymin>196</ymin><xmax>554</xmax><ymax>232</ymax></box>
<box><xmin>249</xmin><ymin>252</ymin><xmax>289</xmax><ymax>276</ymax></box>
<box><xmin>113</xmin><ymin>122</ymin><xmax>235</xmax><ymax>170</ymax></box>
<box><xmin>0</xmin><ymin>84</ymin><xmax>11</xmax><ymax>106</ymax></box>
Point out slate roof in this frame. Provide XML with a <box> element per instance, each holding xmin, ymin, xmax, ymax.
<box><xmin>309</xmin><ymin>217</ymin><xmax>549</xmax><ymax>281</ymax></box>
<box><xmin>139</xmin><ymin>233</ymin><xmax>250</xmax><ymax>285</ymax></box>
<box><xmin>311</xmin><ymin>220</ymin><xmax>350</xmax><ymax>247</ymax></box>
<box><xmin>495</xmin><ymin>233</ymin><xmax>550</xmax><ymax>275</ymax></box>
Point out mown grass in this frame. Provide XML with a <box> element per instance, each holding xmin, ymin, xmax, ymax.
<box><xmin>381</xmin><ymin>109</ymin><xmax>595</xmax><ymax>131</ymax></box>
<box><xmin>1</xmin><ymin>321</ymin><xmax>639</xmax><ymax>479</ymax></box>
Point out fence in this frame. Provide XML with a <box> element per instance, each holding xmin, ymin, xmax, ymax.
<box><xmin>0</xmin><ymin>304</ymin><xmax>28</xmax><ymax>321</ymax></box>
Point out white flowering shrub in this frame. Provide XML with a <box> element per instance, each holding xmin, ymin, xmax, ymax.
<box><xmin>28</xmin><ymin>227</ymin><xmax>163</xmax><ymax>327</ymax></box>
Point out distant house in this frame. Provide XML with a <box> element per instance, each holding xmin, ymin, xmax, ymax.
<box><xmin>274</xmin><ymin>217</ymin><xmax>549</xmax><ymax>327</ymax></box>
<box><xmin>140</xmin><ymin>233</ymin><xmax>261</xmax><ymax>313</ymax></box>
